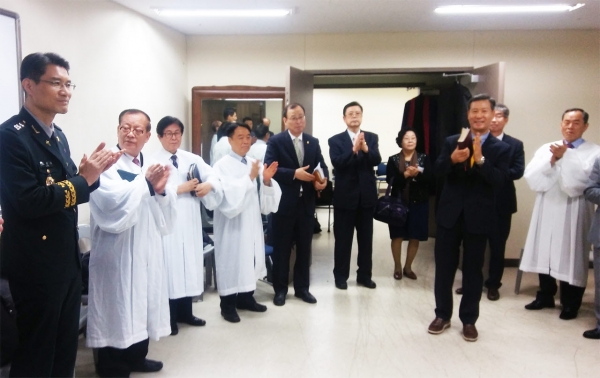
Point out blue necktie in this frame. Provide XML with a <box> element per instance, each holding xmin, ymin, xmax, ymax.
<box><xmin>171</xmin><ymin>155</ymin><xmax>178</xmax><ymax>168</ymax></box>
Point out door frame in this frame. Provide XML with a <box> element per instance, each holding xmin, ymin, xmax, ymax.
<box><xmin>191</xmin><ymin>85</ymin><xmax>285</xmax><ymax>155</ymax></box>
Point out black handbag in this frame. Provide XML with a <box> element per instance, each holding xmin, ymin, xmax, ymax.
<box><xmin>373</xmin><ymin>184</ymin><xmax>408</xmax><ymax>227</ymax></box>
<box><xmin>187</xmin><ymin>163</ymin><xmax>202</xmax><ymax>196</ymax></box>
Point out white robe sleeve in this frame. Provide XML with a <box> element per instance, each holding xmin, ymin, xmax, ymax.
<box><xmin>197</xmin><ymin>156</ymin><xmax>223</xmax><ymax>210</ymax></box>
<box><xmin>556</xmin><ymin>148</ymin><xmax>597</xmax><ymax>198</ymax></box>
<box><xmin>152</xmin><ymin>185</ymin><xmax>177</xmax><ymax>236</ymax></box>
<box><xmin>524</xmin><ymin>143</ymin><xmax>560</xmax><ymax>193</ymax></box>
<box><xmin>90</xmin><ymin>168</ymin><xmax>152</xmax><ymax>233</ymax></box>
<box><xmin>215</xmin><ymin>164</ymin><xmax>256</xmax><ymax>219</ymax></box>
<box><xmin>259</xmin><ymin>170</ymin><xmax>281</xmax><ymax>215</ymax></box>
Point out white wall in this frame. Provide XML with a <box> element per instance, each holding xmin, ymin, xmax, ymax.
<box><xmin>187</xmin><ymin>30</ymin><xmax>600</xmax><ymax>259</ymax></box>
<box><xmin>0</xmin><ymin>0</ymin><xmax>188</xmax><ymax>221</ymax></box>
<box><xmin>313</xmin><ymin>88</ymin><xmax>419</xmax><ymax>172</ymax></box>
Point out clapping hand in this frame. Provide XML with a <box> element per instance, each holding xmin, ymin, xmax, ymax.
<box><xmin>263</xmin><ymin>162</ymin><xmax>278</xmax><ymax>186</ymax></box>
<box><xmin>145</xmin><ymin>164</ymin><xmax>170</xmax><ymax>195</ymax></box>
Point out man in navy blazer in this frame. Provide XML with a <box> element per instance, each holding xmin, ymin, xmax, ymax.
<box><xmin>264</xmin><ymin>103</ymin><xmax>328</xmax><ymax>306</ymax></box>
<box><xmin>427</xmin><ymin>94</ymin><xmax>510</xmax><ymax>342</ymax></box>
<box><xmin>328</xmin><ymin>102</ymin><xmax>381</xmax><ymax>289</ymax></box>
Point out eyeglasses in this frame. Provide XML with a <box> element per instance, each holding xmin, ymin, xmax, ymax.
<box><xmin>119</xmin><ymin>126</ymin><xmax>145</xmax><ymax>136</ymax></box>
<box><xmin>288</xmin><ymin>116</ymin><xmax>305</xmax><ymax>122</ymax></box>
<box><xmin>39</xmin><ymin>79</ymin><xmax>76</xmax><ymax>91</ymax></box>
<box><xmin>163</xmin><ymin>131</ymin><xmax>181</xmax><ymax>139</ymax></box>
<box><xmin>346</xmin><ymin>112</ymin><xmax>362</xmax><ymax>117</ymax></box>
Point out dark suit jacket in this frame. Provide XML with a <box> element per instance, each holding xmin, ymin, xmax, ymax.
<box><xmin>0</xmin><ymin>108</ymin><xmax>96</xmax><ymax>283</ymax></box>
<box><xmin>265</xmin><ymin>131</ymin><xmax>329</xmax><ymax>216</ymax></box>
<box><xmin>328</xmin><ymin>131</ymin><xmax>381</xmax><ymax>209</ymax></box>
<box><xmin>434</xmin><ymin>133</ymin><xmax>510</xmax><ymax>235</ymax></box>
<box><xmin>496</xmin><ymin>133</ymin><xmax>525</xmax><ymax>215</ymax></box>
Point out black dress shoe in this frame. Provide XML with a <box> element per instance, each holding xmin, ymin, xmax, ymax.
<box><xmin>487</xmin><ymin>288</ymin><xmax>500</xmax><ymax>301</ymax></box>
<box><xmin>130</xmin><ymin>359</ymin><xmax>163</xmax><ymax>373</ymax></box>
<box><xmin>335</xmin><ymin>281</ymin><xmax>348</xmax><ymax>290</ymax></box>
<box><xmin>221</xmin><ymin>310</ymin><xmax>241</xmax><ymax>323</ymax></box>
<box><xmin>170</xmin><ymin>323</ymin><xmax>179</xmax><ymax>336</ymax></box>
<box><xmin>525</xmin><ymin>298</ymin><xmax>555</xmax><ymax>310</ymax></box>
<box><xmin>237</xmin><ymin>302</ymin><xmax>267</xmax><ymax>312</ymax></box>
<box><xmin>583</xmin><ymin>328</ymin><xmax>600</xmax><ymax>339</ymax></box>
<box><xmin>455</xmin><ymin>287</ymin><xmax>463</xmax><ymax>295</ymax></box>
<box><xmin>273</xmin><ymin>292</ymin><xmax>286</xmax><ymax>306</ymax></box>
<box><xmin>184</xmin><ymin>316</ymin><xmax>206</xmax><ymax>326</ymax></box>
<box><xmin>294</xmin><ymin>290</ymin><xmax>317</xmax><ymax>304</ymax></box>
<box><xmin>559</xmin><ymin>307</ymin><xmax>578</xmax><ymax>320</ymax></box>
<box><xmin>357</xmin><ymin>278</ymin><xmax>376</xmax><ymax>289</ymax></box>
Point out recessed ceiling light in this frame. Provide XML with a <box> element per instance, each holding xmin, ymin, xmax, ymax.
<box><xmin>153</xmin><ymin>9</ymin><xmax>293</xmax><ymax>17</ymax></box>
<box><xmin>434</xmin><ymin>3</ymin><xmax>585</xmax><ymax>14</ymax></box>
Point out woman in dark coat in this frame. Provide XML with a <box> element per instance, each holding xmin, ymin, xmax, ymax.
<box><xmin>386</xmin><ymin>129</ymin><xmax>433</xmax><ymax>280</ymax></box>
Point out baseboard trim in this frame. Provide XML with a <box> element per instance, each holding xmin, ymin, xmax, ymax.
<box><xmin>505</xmin><ymin>258</ymin><xmax>593</xmax><ymax>269</ymax></box>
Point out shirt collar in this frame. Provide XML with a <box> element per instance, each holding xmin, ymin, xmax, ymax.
<box><xmin>254</xmin><ymin>139</ymin><xmax>266</xmax><ymax>146</ymax></box>
<box><xmin>288</xmin><ymin>130</ymin><xmax>302</xmax><ymax>141</ymax></box>
<box><xmin>471</xmin><ymin>131</ymin><xmax>490</xmax><ymax>144</ymax></box>
<box><xmin>347</xmin><ymin>129</ymin><xmax>361</xmax><ymax>140</ymax></box>
<box><xmin>565</xmin><ymin>138</ymin><xmax>585</xmax><ymax>149</ymax></box>
<box><xmin>495</xmin><ymin>132</ymin><xmax>504</xmax><ymax>141</ymax></box>
<box><xmin>229</xmin><ymin>151</ymin><xmax>246</xmax><ymax>162</ymax></box>
<box><xmin>24</xmin><ymin>107</ymin><xmax>54</xmax><ymax>138</ymax></box>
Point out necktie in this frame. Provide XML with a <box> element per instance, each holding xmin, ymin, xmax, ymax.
<box><xmin>294</xmin><ymin>137</ymin><xmax>303</xmax><ymax>166</ymax></box>
<box><xmin>171</xmin><ymin>155</ymin><xmax>178</xmax><ymax>168</ymax></box>
<box><xmin>133</xmin><ymin>157</ymin><xmax>140</xmax><ymax>166</ymax></box>
<box><xmin>241</xmin><ymin>157</ymin><xmax>247</xmax><ymax>165</ymax></box>
<box><xmin>470</xmin><ymin>154</ymin><xmax>475</xmax><ymax>168</ymax></box>
<box><xmin>567</xmin><ymin>142</ymin><xmax>575</xmax><ymax>149</ymax></box>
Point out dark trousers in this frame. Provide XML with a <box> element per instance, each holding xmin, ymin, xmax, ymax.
<box><xmin>95</xmin><ymin>338</ymin><xmax>149</xmax><ymax>378</ymax></box>
<box><xmin>169</xmin><ymin>297</ymin><xmax>194</xmax><ymax>325</ymax></box>
<box><xmin>8</xmin><ymin>274</ymin><xmax>81</xmax><ymax>377</ymax></box>
<box><xmin>485</xmin><ymin>213</ymin><xmax>512</xmax><ymax>289</ymax></box>
<box><xmin>333</xmin><ymin>206</ymin><xmax>374</xmax><ymax>282</ymax></box>
<box><xmin>271</xmin><ymin>198</ymin><xmax>314</xmax><ymax>295</ymax></box>
<box><xmin>220</xmin><ymin>291</ymin><xmax>255</xmax><ymax>314</ymax></box>
<box><xmin>434</xmin><ymin>218</ymin><xmax>487</xmax><ymax>325</ymax></box>
<box><xmin>537</xmin><ymin>274</ymin><xmax>586</xmax><ymax>310</ymax></box>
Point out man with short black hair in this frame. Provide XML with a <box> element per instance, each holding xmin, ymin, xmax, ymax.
<box><xmin>428</xmin><ymin>94</ymin><xmax>510</xmax><ymax>342</ymax></box>
<box><xmin>520</xmin><ymin>108</ymin><xmax>600</xmax><ymax>320</ymax></box>
<box><xmin>88</xmin><ymin>109</ymin><xmax>176</xmax><ymax>377</ymax></box>
<box><xmin>248</xmin><ymin>123</ymin><xmax>270</xmax><ymax>162</ymax></box>
<box><xmin>0</xmin><ymin>52</ymin><xmax>118</xmax><ymax>377</ymax></box>
<box><xmin>242</xmin><ymin>116</ymin><xmax>253</xmax><ymax>129</ymax></box>
<box><xmin>329</xmin><ymin>101</ymin><xmax>381</xmax><ymax>290</ymax></box>
<box><xmin>153</xmin><ymin>116</ymin><xmax>223</xmax><ymax>335</ymax></box>
<box><xmin>265</xmin><ymin>103</ymin><xmax>328</xmax><ymax>306</ymax></box>
<box><xmin>213</xmin><ymin>123</ymin><xmax>280</xmax><ymax>322</ymax></box>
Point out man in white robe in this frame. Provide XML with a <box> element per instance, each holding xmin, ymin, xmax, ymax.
<box><xmin>583</xmin><ymin>156</ymin><xmax>600</xmax><ymax>339</ymax></box>
<box><xmin>211</xmin><ymin>131</ymin><xmax>232</xmax><ymax>166</ymax></box>
<box><xmin>87</xmin><ymin>109</ymin><xmax>175</xmax><ymax>377</ymax></box>
<box><xmin>248</xmin><ymin>123</ymin><xmax>270</xmax><ymax>163</ymax></box>
<box><xmin>153</xmin><ymin>116</ymin><xmax>223</xmax><ymax>335</ymax></box>
<box><xmin>521</xmin><ymin>108</ymin><xmax>600</xmax><ymax>320</ymax></box>
<box><xmin>213</xmin><ymin>123</ymin><xmax>281</xmax><ymax>323</ymax></box>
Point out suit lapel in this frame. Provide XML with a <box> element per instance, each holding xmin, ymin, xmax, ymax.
<box><xmin>302</xmin><ymin>133</ymin><xmax>313</xmax><ymax>167</ymax></box>
<box><xmin>283</xmin><ymin>132</ymin><xmax>300</xmax><ymax>168</ymax></box>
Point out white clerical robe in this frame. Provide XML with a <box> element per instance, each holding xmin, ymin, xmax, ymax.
<box><xmin>153</xmin><ymin>148</ymin><xmax>223</xmax><ymax>299</ymax></box>
<box><xmin>87</xmin><ymin>151</ymin><xmax>176</xmax><ymax>348</ymax></box>
<box><xmin>211</xmin><ymin>137</ymin><xmax>231</xmax><ymax>166</ymax></box>
<box><xmin>520</xmin><ymin>140</ymin><xmax>600</xmax><ymax>287</ymax></box>
<box><xmin>213</xmin><ymin>154</ymin><xmax>281</xmax><ymax>296</ymax></box>
<box><xmin>248</xmin><ymin>139</ymin><xmax>268</xmax><ymax>163</ymax></box>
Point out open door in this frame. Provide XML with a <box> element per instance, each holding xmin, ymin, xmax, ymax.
<box><xmin>286</xmin><ymin>66</ymin><xmax>314</xmax><ymax>134</ymax></box>
<box><xmin>470</xmin><ymin>62</ymin><xmax>505</xmax><ymax>103</ymax></box>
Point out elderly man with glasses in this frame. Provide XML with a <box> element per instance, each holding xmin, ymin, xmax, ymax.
<box><xmin>87</xmin><ymin>109</ymin><xmax>176</xmax><ymax>377</ymax></box>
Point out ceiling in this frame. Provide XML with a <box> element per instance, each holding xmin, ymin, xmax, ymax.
<box><xmin>108</xmin><ymin>0</ymin><xmax>600</xmax><ymax>36</ymax></box>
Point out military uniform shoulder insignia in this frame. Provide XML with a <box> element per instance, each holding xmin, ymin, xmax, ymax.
<box><xmin>13</xmin><ymin>121</ymin><xmax>25</xmax><ymax>131</ymax></box>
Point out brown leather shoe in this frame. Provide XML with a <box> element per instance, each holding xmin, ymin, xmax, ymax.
<box><xmin>462</xmin><ymin>324</ymin><xmax>478</xmax><ymax>342</ymax></box>
<box><xmin>487</xmin><ymin>288</ymin><xmax>500</xmax><ymax>301</ymax></box>
<box><xmin>428</xmin><ymin>318</ymin><xmax>451</xmax><ymax>334</ymax></box>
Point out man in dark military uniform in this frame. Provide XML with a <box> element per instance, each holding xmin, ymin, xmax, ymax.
<box><xmin>0</xmin><ymin>52</ymin><xmax>117</xmax><ymax>377</ymax></box>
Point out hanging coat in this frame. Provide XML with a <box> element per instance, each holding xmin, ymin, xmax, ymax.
<box><xmin>153</xmin><ymin>148</ymin><xmax>223</xmax><ymax>300</ymax></box>
<box><xmin>87</xmin><ymin>151</ymin><xmax>176</xmax><ymax>348</ymax></box>
<box><xmin>520</xmin><ymin>140</ymin><xmax>600</xmax><ymax>287</ymax></box>
<box><xmin>213</xmin><ymin>154</ymin><xmax>281</xmax><ymax>296</ymax></box>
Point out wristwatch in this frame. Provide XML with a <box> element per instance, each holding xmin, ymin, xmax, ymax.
<box><xmin>476</xmin><ymin>156</ymin><xmax>485</xmax><ymax>165</ymax></box>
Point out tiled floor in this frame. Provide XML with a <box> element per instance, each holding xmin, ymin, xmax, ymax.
<box><xmin>75</xmin><ymin>209</ymin><xmax>600</xmax><ymax>377</ymax></box>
